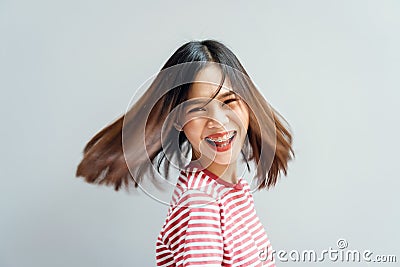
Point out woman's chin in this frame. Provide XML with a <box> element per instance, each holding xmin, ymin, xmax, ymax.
<box><xmin>202</xmin><ymin>152</ymin><xmax>240</xmax><ymax>166</ymax></box>
<box><xmin>196</xmin><ymin>142</ymin><xmax>242</xmax><ymax>166</ymax></box>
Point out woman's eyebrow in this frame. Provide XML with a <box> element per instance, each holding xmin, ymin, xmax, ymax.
<box><xmin>217</xmin><ymin>91</ymin><xmax>236</xmax><ymax>99</ymax></box>
<box><xmin>184</xmin><ymin>98</ymin><xmax>207</xmax><ymax>107</ymax></box>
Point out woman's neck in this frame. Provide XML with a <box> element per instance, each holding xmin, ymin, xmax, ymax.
<box><xmin>198</xmin><ymin>160</ymin><xmax>239</xmax><ymax>185</ymax></box>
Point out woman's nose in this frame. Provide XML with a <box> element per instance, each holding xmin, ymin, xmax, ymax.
<box><xmin>206</xmin><ymin>104</ymin><xmax>229</xmax><ymax>128</ymax></box>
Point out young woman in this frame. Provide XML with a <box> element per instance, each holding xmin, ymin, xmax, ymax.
<box><xmin>76</xmin><ymin>40</ymin><xmax>294</xmax><ymax>266</ymax></box>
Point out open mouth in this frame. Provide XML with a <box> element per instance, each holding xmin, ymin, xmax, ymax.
<box><xmin>204</xmin><ymin>131</ymin><xmax>237</xmax><ymax>152</ymax></box>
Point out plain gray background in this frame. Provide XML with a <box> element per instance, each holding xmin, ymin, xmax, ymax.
<box><xmin>1</xmin><ymin>0</ymin><xmax>399</xmax><ymax>266</ymax></box>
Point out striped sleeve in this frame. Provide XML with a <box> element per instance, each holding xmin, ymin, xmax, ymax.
<box><xmin>167</xmin><ymin>190</ymin><xmax>223</xmax><ymax>266</ymax></box>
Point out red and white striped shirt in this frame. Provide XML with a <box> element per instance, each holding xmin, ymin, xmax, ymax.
<box><xmin>156</xmin><ymin>164</ymin><xmax>275</xmax><ymax>267</ymax></box>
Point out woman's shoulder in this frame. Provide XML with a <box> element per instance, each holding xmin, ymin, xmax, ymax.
<box><xmin>168</xmin><ymin>165</ymin><xmax>231</xmax><ymax>208</ymax></box>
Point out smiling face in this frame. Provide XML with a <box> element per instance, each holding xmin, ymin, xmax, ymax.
<box><xmin>179</xmin><ymin>66</ymin><xmax>250</xmax><ymax>170</ymax></box>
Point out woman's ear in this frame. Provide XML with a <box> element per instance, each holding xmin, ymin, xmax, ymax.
<box><xmin>173</xmin><ymin>122</ymin><xmax>183</xmax><ymax>131</ymax></box>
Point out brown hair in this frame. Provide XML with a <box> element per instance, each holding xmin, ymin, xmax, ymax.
<box><xmin>76</xmin><ymin>40</ymin><xmax>295</xmax><ymax>191</ymax></box>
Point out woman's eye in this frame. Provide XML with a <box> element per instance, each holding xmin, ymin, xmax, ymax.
<box><xmin>188</xmin><ymin>107</ymin><xmax>206</xmax><ymax>113</ymax></box>
<box><xmin>222</xmin><ymin>98</ymin><xmax>238</xmax><ymax>106</ymax></box>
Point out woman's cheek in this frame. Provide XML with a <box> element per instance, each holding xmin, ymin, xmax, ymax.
<box><xmin>231</xmin><ymin>108</ymin><xmax>249</xmax><ymax>130</ymax></box>
<box><xmin>183</xmin><ymin>120</ymin><xmax>202</xmax><ymax>144</ymax></box>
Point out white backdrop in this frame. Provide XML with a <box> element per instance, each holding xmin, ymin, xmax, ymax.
<box><xmin>1</xmin><ymin>0</ymin><xmax>399</xmax><ymax>266</ymax></box>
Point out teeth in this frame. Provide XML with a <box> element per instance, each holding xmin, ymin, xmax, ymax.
<box><xmin>206</xmin><ymin>131</ymin><xmax>235</xmax><ymax>142</ymax></box>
